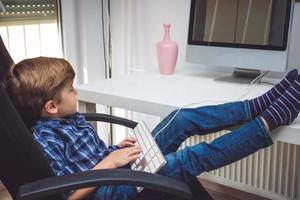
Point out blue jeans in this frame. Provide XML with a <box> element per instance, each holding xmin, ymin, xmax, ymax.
<box><xmin>90</xmin><ymin>101</ymin><xmax>273</xmax><ymax>200</ymax></box>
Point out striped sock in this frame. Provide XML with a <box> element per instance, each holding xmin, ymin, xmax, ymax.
<box><xmin>261</xmin><ymin>77</ymin><xmax>300</xmax><ymax>130</ymax></box>
<box><xmin>249</xmin><ymin>69</ymin><xmax>298</xmax><ymax>117</ymax></box>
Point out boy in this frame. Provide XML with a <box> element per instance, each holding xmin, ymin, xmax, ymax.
<box><xmin>5</xmin><ymin>57</ymin><xmax>300</xmax><ymax>200</ymax></box>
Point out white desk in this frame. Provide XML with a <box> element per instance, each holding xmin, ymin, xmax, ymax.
<box><xmin>77</xmin><ymin>69</ymin><xmax>300</xmax><ymax>146</ymax></box>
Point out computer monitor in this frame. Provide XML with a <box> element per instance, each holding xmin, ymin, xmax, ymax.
<box><xmin>186</xmin><ymin>0</ymin><xmax>295</xmax><ymax>82</ymax></box>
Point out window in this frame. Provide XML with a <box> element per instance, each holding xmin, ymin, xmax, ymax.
<box><xmin>0</xmin><ymin>0</ymin><xmax>62</xmax><ymax>62</ymax></box>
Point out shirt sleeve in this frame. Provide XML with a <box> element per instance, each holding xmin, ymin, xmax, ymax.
<box><xmin>107</xmin><ymin>145</ymin><xmax>120</xmax><ymax>152</ymax></box>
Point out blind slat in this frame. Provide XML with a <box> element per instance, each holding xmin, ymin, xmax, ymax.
<box><xmin>0</xmin><ymin>0</ymin><xmax>57</xmax><ymax>22</ymax></box>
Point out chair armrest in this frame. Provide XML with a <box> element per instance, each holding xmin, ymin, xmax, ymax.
<box><xmin>82</xmin><ymin>113</ymin><xmax>138</xmax><ymax>129</ymax></box>
<box><xmin>18</xmin><ymin>169</ymin><xmax>192</xmax><ymax>200</ymax></box>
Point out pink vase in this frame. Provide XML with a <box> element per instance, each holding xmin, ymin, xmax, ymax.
<box><xmin>156</xmin><ymin>23</ymin><xmax>178</xmax><ymax>75</ymax></box>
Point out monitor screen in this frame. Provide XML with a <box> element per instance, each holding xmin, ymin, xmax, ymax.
<box><xmin>186</xmin><ymin>0</ymin><xmax>294</xmax><ymax>72</ymax></box>
<box><xmin>188</xmin><ymin>0</ymin><xmax>292</xmax><ymax>51</ymax></box>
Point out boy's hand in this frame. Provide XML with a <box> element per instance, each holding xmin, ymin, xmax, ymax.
<box><xmin>101</xmin><ymin>146</ymin><xmax>142</xmax><ymax>168</ymax></box>
<box><xmin>69</xmin><ymin>146</ymin><xmax>142</xmax><ymax>200</ymax></box>
<box><xmin>117</xmin><ymin>136</ymin><xmax>137</xmax><ymax>148</ymax></box>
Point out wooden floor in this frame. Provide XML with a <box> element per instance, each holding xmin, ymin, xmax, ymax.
<box><xmin>0</xmin><ymin>179</ymin><xmax>271</xmax><ymax>200</ymax></box>
<box><xmin>199</xmin><ymin>179</ymin><xmax>271</xmax><ymax>200</ymax></box>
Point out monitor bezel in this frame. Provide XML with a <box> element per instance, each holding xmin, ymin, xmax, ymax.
<box><xmin>187</xmin><ymin>0</ymin><xmax>292</xmax><ymax>51</ymax></box>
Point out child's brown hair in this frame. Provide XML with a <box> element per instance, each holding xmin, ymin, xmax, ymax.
<box><xmin>5</xmin><ymin>57</ymin><xmax>75</xmax><ymax>126</ymax></box>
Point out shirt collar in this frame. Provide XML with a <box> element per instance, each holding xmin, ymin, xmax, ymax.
<box><xmin>35</xmin><ymin>112</ymin><xmax>86</xmax><ymax>127</ymax></box>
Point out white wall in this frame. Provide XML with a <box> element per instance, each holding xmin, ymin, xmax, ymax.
<box><xmin>111</xmin><ymin>0</ymin><xmax>202</xmax><ymax>73</ymax></box>
<box><xmin>134</xmin><ymin>0</ymin><xmax>187</xmax><ymax>70</ymax></box>
<box><xmin>60</xmin><ymin>0</ymin><xmax>106</xmax><ymax>84</ymax></box>
<box><xmin>288</xmin><ymin>2</ymin><xmax>300</xmax><ymax>70</ymax></box>
<box><xmin>129</xmin><ymin>0</ymin><xmax>197</xmax><ymax>71</ymax></box>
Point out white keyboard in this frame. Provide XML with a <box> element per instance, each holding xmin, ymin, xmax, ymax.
<box><xmin>130</xmin><ymin>121</ymin><xmax>167</xmax><ymax>191</ymax></box>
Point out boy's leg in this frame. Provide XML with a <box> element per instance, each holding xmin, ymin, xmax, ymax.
<box><xmin>89</xmin><ymin>185</ymin><xmax>137</xmax><ymax>200</ymax></box>
<box><xmin>87</xmin><ymin>102</ymin><xmax>249</xmax><ymax>200</ymax></box>
<box><xmin>136</xmin><ymin>176</ymin><xmax>213</xmax><ymax>200</ymax></box>
<box><xmin>88</xmin><ymin>177</ymin><xmax>212</xmax><ymax>200</ymax></box>
<box><xmin>158</xmin><ymin>117</ymin><xmax>272</xmax><ymax>183</ymax></box>
<box><xmin>153</xmin><ymin>101</ymin><xmax>252</xmax><ymax>155</ymax></box>
<box><xmin>137</xmin><ymin>117</ymin><xmax>272</xmax><ymax>200</ymax></box>
<box><xmin>153</xmin><ymin>69</ymin><xmax>297</xmax><ymax>155</ymax></box>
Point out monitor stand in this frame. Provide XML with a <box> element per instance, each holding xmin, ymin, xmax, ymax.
<box><xmin>215</xmin><ymin>68</ymin><xmax>261</xmax><ymax>84</ymax></box>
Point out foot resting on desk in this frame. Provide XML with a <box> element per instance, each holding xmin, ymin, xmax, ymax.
<box><xmin>249</xmin><ymin>69</ymin><xmax>298</xmax><ymax>118</ymax></box>
<box><xmin>261</xmin><ymin>75</ymin><xmax>300</xmax><ymax>130</ymax></box>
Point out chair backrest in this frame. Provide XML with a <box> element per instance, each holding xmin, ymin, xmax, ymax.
<box><xmin>0</xmin><ymin>35</ymin><xmax>14</xmax><ymax>81</ymax></box>
<box><xmin>0</xmin><ymin>83</ymin><xmax>60</xmax><ymax>200</ymax></box>
<box><xmin>0</xmin><ymin>35</ymin><xmax>60</xmax><ymax>200</ymax></box>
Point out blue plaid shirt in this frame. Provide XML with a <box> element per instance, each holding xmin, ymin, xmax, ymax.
<box><xmin>31</xmin><ymin>112</ymin><xmax>119</xmax><ymax>176</ymax></box>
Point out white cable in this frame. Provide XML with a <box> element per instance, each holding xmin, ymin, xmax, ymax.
<box><xmin>238</xmin><ymin>71</ymin><xmax>269</xmax><ymax>100</ymax></box>
<box><xmin>153</xmin><ymin>101</ymin><xmax>216</xmax><ymax>139</ymax></box>
<box><xmin>153</xmin><ymin>71</ymin><xmax>269</xmax><ymax>139</ymax></box>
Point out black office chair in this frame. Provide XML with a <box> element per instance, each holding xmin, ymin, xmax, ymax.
<box><xmin>0</xmin><ymin>35</ymin><xmax>213</xmax><ymax>200</ymax></box>
<box><xmin>0</xmin><ymin>34</ymin><xmax>13</xmax><ymax>81</ymax></box>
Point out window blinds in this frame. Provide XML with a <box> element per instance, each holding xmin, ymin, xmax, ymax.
<box><xmin>0</xmin><ymin>1</ymin><xmax>5</xmax><ymax>12</ymax></box>
<box><xmin>0</xmin><ymin>0</ymin><xmax>58</xmax><ymax>22</ymax></box>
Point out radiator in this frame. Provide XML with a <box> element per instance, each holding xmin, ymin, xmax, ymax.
<box><xmin>180</xmin><ymin>131</ymin><xmax>300</xmax><ymax>200</ymax></box>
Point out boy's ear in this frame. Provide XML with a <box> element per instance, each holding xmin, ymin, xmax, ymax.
<box><xmin>44</xmin><ymin>100</ymin><xmax>58</xmax><ymax>114</ymax></box>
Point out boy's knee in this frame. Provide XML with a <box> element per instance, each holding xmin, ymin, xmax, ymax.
<box><xmin>173</xmin><ymin>109</ymin><xmax>192</xmax><ymax>124</ymax></box>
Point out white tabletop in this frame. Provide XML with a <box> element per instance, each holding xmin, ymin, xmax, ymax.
<box><xmin>77</xmin><ymin>69</ymin><xmax>300</xmax><ymax>145</ymax></box>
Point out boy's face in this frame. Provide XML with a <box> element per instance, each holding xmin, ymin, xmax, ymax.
<box><xmin>55</xmin><ymin>80</ymin><xmax>78</xmax><ymax>117</ymax></box>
